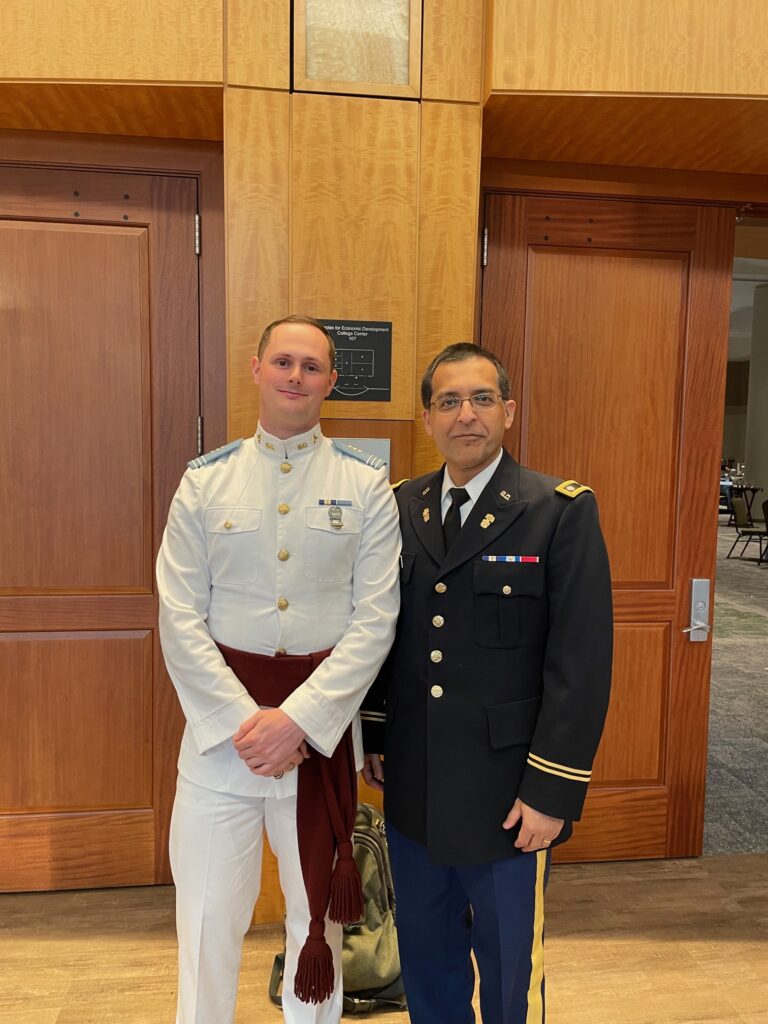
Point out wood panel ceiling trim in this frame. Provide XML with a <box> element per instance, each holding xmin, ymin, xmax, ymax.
<box><xmin>482</xmin><ymin>94</ymin><xmax>768</xmax><ymax>177</ymax></box>
<box><xmin>0</xmin><ymin>83</ymin><xmax>224</xmax><ymax>142</ymax></box>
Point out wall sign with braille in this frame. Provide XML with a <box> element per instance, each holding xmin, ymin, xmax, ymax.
<box><xmin>319</xmin><ymin>319</ymin><xmax>392</xmax><ymax>401</ymax></box>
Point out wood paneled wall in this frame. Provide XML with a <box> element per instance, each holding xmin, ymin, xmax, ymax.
<box><xmin>225</xmin><ymin>1</ymin><xmax>486</xmax><ymax>478</ymax></box>
<box><xmin>0</xmin><ymin>0</ymin><xmax>222</xmax><ymax>82</ymax></box>
<box><xmin>227</xmin><ymin>0</ymin><xmax>290</xmax><ymax>89</ymax></box>
<box><xmin>414</xmin><ymin>100</ymin><xmax>483</xmax><ymax>472</ymax></box>
<box><xmin>423</xmin><ymin>0</ymin><xmax>485</xmax><ymax>102</ymax></box>
<box><xmin>489</xmin><ymin>0</ymin><xmax>768</xmax><ymax>95</ymax></box>
<box><xmin>225</xmin><ymin>87</ymin><xmax>290</xmax><ymax>437</ymax></box>
<box><xmin>291</xmin><ymin>94</ymin><xmax>418</xmax><ymax>421</ymax></box>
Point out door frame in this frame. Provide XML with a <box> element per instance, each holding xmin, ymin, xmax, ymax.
<box><xmin>476</xmin><ymin>183</ymin><xmax>741</xmax><ymax>859</ymax></box>
<box><xmin>0</xmin><ymin>129</ymin><xmax>226</xmax><ymax>454</ymax></box>
<box><xmin>0</xmin><ymin>131</ymin><xmax>226</xmax><ymax>883</ymax></box>
<box><xmin>476</xmin><ymin>161</ymin><xmax>768</xmax><ymax>342</ymax></box>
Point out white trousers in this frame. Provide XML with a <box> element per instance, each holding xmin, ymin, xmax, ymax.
<box><xmin>170</xmin><ymin>776</ymin><xmax>343</xmax><ymax>1024</ymax></box>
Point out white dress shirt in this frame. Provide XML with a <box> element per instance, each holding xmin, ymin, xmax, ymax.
<box><xmin>157</xmin><ymin>423</ymin><xmax>401</xmax><ymax>797</ymax></box>
<box><xmin>440</xmin><ymin>449</ymin><xmax>504</xmax><ymax>526</ymax></box>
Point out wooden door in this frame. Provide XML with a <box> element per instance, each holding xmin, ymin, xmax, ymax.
<box><xmin>481</xmin><ymin>194</ymin><xmax>733</xmax><ymax>860</ymax></box>
<box><xmin>0</xmin><ymin>166</ymin><xmax>200</xmax><ymax>888</ymax></box>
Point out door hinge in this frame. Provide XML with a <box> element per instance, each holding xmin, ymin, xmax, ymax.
<box><xmin>194</xmin><ymin>214</ymin><xmax>201</xmax><ymax>255</ymax></box>
<box><xmin>197</xmin><ymin>416</ymin><xmax>203</xmax><ymax>455</ymax></box>
<box><xmin>482</xmin><ymin>226</ymin><xmax>489</xmax><ymax>268</ymax></box>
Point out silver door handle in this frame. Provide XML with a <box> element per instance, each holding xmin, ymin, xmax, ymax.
<box><xmin>686</xmin><ymin>580</ymin><xmax>712</xmax><ymax>642</ymax></box>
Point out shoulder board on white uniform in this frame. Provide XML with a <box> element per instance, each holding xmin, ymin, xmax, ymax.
<box><xmin>332</xmin><ymin>439</ymin><xmax>386</xmax><ymax>470</ymax></box>
<box><xmin>187</xmin><ymin>438</ymin><xmax>244</xmax><ymax>470</ymax></box>
<box><xmin>555</xmin><ymin>479</ymin><xmax>594</xmax><ymax>499</ymax></box>
<box><xmin>391</xmin><ymin>478</ymin><xmax>409</xmax><ymax>492</ymax></box>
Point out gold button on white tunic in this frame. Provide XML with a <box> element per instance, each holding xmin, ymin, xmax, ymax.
<box><xmin>277</xmin><ymin>549</ymin><xmax>290</xmax><ymax>561</ymax></box>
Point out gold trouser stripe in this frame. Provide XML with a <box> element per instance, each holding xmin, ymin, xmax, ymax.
<box><xmin>528</xmin><ymin>753</ymin><xmax>592</xmax><ymax>777</ymax></box>
<box><xmin>527</xmin><ymin>758</ymin><xmax>590</xmax><ymax>783</ymax></box>
<box><xmin>526</xmin><ymin>849</ymin><xmax>547</xmax><ymax>1024</ymax></box>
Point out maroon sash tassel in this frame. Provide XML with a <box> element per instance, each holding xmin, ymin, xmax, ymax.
<box><xmin>216</xmin><ymin>642</ymin><xmax>363</xmax><ymax>1004</ymax></box>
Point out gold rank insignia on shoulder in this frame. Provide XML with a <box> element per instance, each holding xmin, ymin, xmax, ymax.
<box><xmin>555</xmin><ymin>479</ymin><xmax>594</xmax><ymax>499</ymax></box>
<box><xmin>499</xmin><ymin>490</ymin><xmax>511</xmax><ymax>501</ymax></box>
<box><xmin>480</xmin><ymin>513</ymin><xmax>496</xmax><ymax>529</ymax></box>
<box><xmin>423</xmin><ymin>508</ymin><xmax>430</xmax><ymax>523</ymax></box>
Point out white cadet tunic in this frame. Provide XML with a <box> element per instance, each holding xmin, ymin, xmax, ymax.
<box><xmin>157</xmin><ymin>423</ymin><xmax>402</xmax><ymax>796</ymax></box>
<box><xmin>157</xmin><ymin>425</ymin><xmax>401</xmax><ymax>1024</ymax></box>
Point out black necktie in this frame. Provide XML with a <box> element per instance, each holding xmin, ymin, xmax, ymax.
<box><xmin>443</xmin><ymin>487</ymin><xmax>470</xmax><ymax>549</ymax></box>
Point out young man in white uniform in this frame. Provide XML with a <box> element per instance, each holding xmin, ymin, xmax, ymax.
<box><xmin>157</xmin><ymin>315</ymin><xmax>401</xmax><ymax>1024</ymax></box>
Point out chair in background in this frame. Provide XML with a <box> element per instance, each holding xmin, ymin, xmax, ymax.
<box><xmin>726</xmin><ymin>496</ymin><xmax>767</xmax><ymax>562</ymax></box>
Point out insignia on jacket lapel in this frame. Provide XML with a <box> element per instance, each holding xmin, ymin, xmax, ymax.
<box><xmin>422</xmin><ymin>485</ymin><xmax>431</xmax><ymax>496</ymax></box>
<box><xmin>499</xmin><ymin>490</ymin><xmax>511</xmax><ymax>501</ymax></box>
<box><xmin>423</xmin><ymin>507</ymin><xmax>430</xmax><ymax>523</ymax></box>
<box><xmin>480</xmin><ymin>513</ymin><xmax>496</xmax><ymax>529</ymax></box>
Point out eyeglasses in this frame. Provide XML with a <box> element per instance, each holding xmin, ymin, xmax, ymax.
<box><xmin>430</xmin><ymin>392</ymin><xmax>504</xmax><ymax>414</ymax></box>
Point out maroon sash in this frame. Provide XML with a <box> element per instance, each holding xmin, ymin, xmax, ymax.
<box><xmin>216</xmin><ymin>643</ymin><xmax>362</xmax><ymax>1004</ymax></box>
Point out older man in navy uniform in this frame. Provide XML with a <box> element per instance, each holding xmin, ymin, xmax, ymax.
<box><xmin>362</xmin><ymin>343</ymin><xmax>613</xmax><ymax>1024</ymax></box>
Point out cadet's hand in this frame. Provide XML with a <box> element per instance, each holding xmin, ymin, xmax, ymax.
<box><xmin>503</xmin><ymin>798</ymin><xmax>563</xmax><ymax>852</ymax></box>
<box><xmin>362</xmin><ymin>753</ymin><xmax>384</xmax><ymax>791</ymax></box>
<box><xmin>254</xmin><ymin>740</ymin><xmax>310</xmax><ymax>778</ymax></box>
<box><xmin>233</xmin><ymin>709</ymin><xmax>307</xmax><ymax>776</ymax></box>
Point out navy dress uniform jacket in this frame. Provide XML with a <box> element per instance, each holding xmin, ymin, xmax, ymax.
<box><xmin>361</xmin><ymin>451</ymin><xmax>613</xmax><ymax>866</ymax></box>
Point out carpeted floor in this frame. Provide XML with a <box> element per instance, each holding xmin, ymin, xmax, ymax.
<box><xmin>703</xmin><ymin>520</ymin><xmax>768</xmax><ymax>855</ymax></box>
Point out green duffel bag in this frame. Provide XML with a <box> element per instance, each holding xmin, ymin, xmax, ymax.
<box><xmin>268</xmin><ymin>802</ymin><xmax>407</xmax><ymax>1015</ymax></box>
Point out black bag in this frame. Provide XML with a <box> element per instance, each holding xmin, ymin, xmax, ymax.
<box><xmin>268</xmin><ymin>802</ymin><xmax>407</xmax><ymax>1014</ymax></box>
